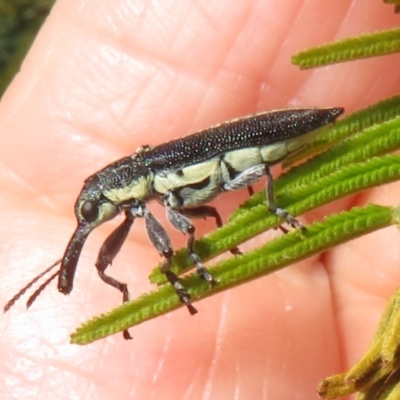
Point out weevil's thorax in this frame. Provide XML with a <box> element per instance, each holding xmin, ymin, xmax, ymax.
<box><xmin>152</xmin><ymin>155</ymin><xmax>223</xmax><ymax>208</ymax></box>
<box><xmin>96</xmin><ymin>156</ymin><xmax>154</xmax><ymax>204</ymax></box>
<box><xmin>74</xmin><ymin>156</ymin><xmax>154</xmax><ymax>228</ymax></box>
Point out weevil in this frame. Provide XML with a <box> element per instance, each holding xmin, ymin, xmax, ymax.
<box><xmin>5</xmin><ymin>107</ymin><xmax>344</xmax><ymax>339</ymax></box>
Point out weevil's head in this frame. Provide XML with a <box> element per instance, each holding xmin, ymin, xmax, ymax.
<box><xmin>57</xmin><ymin>175</ymin><xmax>120</xmax><ymax>295</ymax></box>
<box><xmin>75</xmin><ymin>177</ymin><xmax>119</xmax><ymax>229</ymax></box>
<box><xmin>58</xmin><ymin>156</ymin><xmax>151</xmax><ymax>295</ymax></box>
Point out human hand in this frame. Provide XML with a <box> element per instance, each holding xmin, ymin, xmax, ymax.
<box><xmin>1</xmin><ymin>1</ymin><xmax>399</xmax><ymax>399</ymax></box>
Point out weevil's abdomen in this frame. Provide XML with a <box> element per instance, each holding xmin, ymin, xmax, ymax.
<box><xmin>144</xmin><ymin>108</ymin><xmax>344</xmax><ymax>173</ymax></box>
<box><xmin>151</xmin><ymin>118</ymin><xmax>330</xmax><ymax>209</ymax></box>
<box><xmin>221</xmin><ymin>128</ymin><xmax>318</xmax><ymax>179</ymax></box>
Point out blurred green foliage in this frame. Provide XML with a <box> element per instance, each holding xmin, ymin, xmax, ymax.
<box><xmin>0</xmin><ymin>0</ymin><xmax>54</xmax><ymax>97</ymax></box>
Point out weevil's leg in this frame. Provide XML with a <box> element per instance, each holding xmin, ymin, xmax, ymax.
<box><xmin>222</xmin><ymin>164</ymin><xmax>303</xmax><ymax>231</ymax></box>
<box><xmin>142</xmin><ymin>206</ymin><xmax>197</xmax><ymax>315</ymax></box>
<box><xmin>245</xmin><ymin>184</ymin><xmax>288</xmax><ymax>233</ymax></box>
<box><xmin>222</xmin><ymin>164</ymin><xmax>266</xmax><ymax>192</ymax></box>
<box><xmin>276</xmin><ymin>225</ymin><xmax>289</xmax><ymax>234</ymax></box>
<box><xmin>166</xmin><ymin>206</ymin><xmax>217</xmax><ymax>287</ymax></box>
<box><xmin>180</xmin><ymin>205</ymin><xmax>223</xmax><ymax>226</ymax></box>
<box><xmin>180</xmin><ymin>206</ymin><xmax>241</xmax><ymax>255</ymax></box>
<box><xmin>95</xmin><ymin>211</ymin><xmax>135</xmax><ymax>339</ymax></box>
<box><xmin>95</xmin><ymin>211</ymin><xmax>135</xmax><ymax>288</ymax></box>
<box><xmin>246</xmin><ymin>184</ymin><xmax>287</xmax><ymax>234</ymax></box>
<box><xmin>265</xmin><ymin>167</ymin><xmax>305</xmax><ymax>231</ymax></box>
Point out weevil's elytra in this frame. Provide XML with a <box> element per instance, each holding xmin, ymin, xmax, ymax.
<box><xmin>4</xmin><ymin>107</ymin><xmax>344</xmax><ymax>339</ymax></box>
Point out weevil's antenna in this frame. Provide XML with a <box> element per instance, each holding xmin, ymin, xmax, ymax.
<box><xmin>26</xmin><ymin>269</ymin><xmax>61</xmax><ymax>308</ymax></box>
<box><xmin>4</xmin><ymin>259</ymin><xmax>62</xmax><ymax>312</ymax></box>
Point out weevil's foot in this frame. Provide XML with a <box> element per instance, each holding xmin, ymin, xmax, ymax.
<box><xmin>275</xmin><ymin>225</ymin><xmax>289</xmax><ymax>234</ymax></box>
<box><xmin>292</xmin><ymin>219</ymin><xmax>306</xmax><ymax>233</ymax></box>
<box><xmin>197</xmin><ymin>266</ymin><xmax>218</xmax><ymax>287</ymax></box>
<box><xmin>229</xmin><ymin>246</ymin><xmax>242</xmax><ymax>256</ymax></box>
<box><xmin>190</xmin><ymin>253</ymin><xmax>218</xmax><ymax>286</ymax></box>
<box><xmin>178</xmin><ymin>289</ymin><xmax>198</xmax><ymax>315</ymax></box>
<box><xmin>165</xmin><ymin>270</ymin><xmax>198</xmax><ymax>315</ymax></box>
<box><xmin>186</xmin><ymin>302</ymin><xmax>198</xmax><ymax>315</ymax></box>
<box><xmin>275</xmin><ymin>208</ymin><xmax>306</xmax><ymax>233</ymax></box>
<box><xmin>123</xmin><ymin>329</ymin><xmax>133</xmax><ymax>340</ymax></box>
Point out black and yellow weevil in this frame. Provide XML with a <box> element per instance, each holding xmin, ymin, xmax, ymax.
<box><xmin>5</xmin><ymin>107</ymin><xmax>344</xmax><ymax>339</ymax></box>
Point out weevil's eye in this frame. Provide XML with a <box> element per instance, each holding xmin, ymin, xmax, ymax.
<box><xmin>80</xmin><ymin>201</ymin><xmax>99</xmax><ymax>222</ymax></box>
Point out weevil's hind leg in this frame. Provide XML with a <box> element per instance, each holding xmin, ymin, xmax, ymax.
<box><xmin>166</xmin><ymin>207</ymin><xmax>218</xmax><ymax>287</ymax></box>
<box><xmin>222</xmin><ymin>164</ymin><xmax>303</xmax><ymax>231</ymax></box>
<box><xmin>246</xmin><ymin>184</ymin><xmax>288</xmax><ymax>232</ymax></box>
<box><xmin>222</xmin><ymin>164</ymin><xmax>266</xmax><ymax>192</ymax></box>
<box><xmin>142</xmin><ymin>206</ymin><xmax>197</xmax><ymax>315</ymax></box>
<box><xmin>246</xmin><ymin>185</ymin><xmax>294</xmax><ymax>236</ymax></box>
<box><xmin>95</xmin><ymin>211</ymin><xmax>135</xmax><ymax>340</ymax></box>
<box><xmin>265</xmin><ymin>167</ymin><xmax>305</xmax><ymax>231</ymax></box>
<box><xmin>180</xmin><ymin>206</ymin><xmax>241</xmax><ymax>255</ymax></box>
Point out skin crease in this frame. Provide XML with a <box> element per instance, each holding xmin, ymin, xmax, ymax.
<box><xmin>0</xmin><ymin>0</ymin><xmax>400</xmax><ymax>399</ymax></box>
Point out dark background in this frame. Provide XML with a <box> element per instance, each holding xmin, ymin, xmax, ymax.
<box><xmin>0</xmin><ymin>0</ymin><xmax>54</xmax><ymax>97</ymax></box>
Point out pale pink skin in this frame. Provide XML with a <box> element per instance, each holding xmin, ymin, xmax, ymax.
<box><xmin>1</xmin><ymin>1</ymin><xmax>400</xmax><ymax>399</ymax></box>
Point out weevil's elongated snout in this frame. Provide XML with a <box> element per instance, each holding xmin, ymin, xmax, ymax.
<box><xmin>58</xmin><ymin>223</ymin><xmax>92</xmax><ymax>294</ymax></box>
<box><xmin>58</xmin><ymin>181</ymin><xmax>120</xmax><ymax>295</ymax></box>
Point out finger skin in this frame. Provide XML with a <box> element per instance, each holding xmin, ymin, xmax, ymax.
<box><xmin>0</xmin><ymin>1</ymin><xmax>399</xmax><ymax>399</ymax></box>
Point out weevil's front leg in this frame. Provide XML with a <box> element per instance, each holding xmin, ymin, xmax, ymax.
<box><xmin>95</xmin><ymin>211</ymin><xmax>135</xmax><ymax>339</ymax></box>
<box><xmin>180</xmin><ymin>206</ymin><xmax>241</xmax><ymax>255</ymax></box>
<box><xmin>141</xmin><ymin>206</ymin><xmax>197</xmax><ymax>315</ymax></box>
<box><xmin>166</xmin><ymin>206</ymin><xmax>218</xmax><ymax>287</ymax></box>
<box><xmin>223</xmin><ymin>164</ymin><xmax>304</xmax><ymax>230</ymax></box>
<box><xmin>95</xmin><ymin>211</ymin><xmax>135</xmax><ymax>289</ymax></box>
